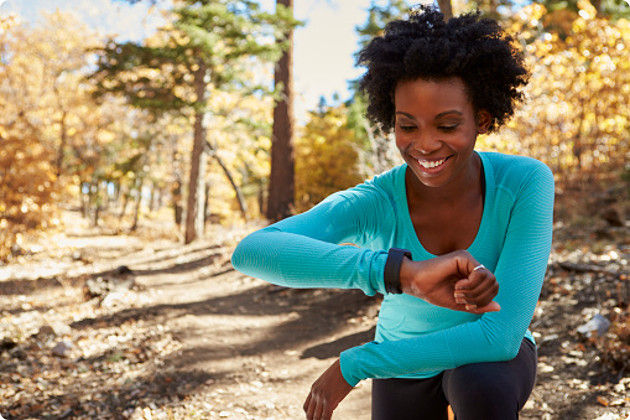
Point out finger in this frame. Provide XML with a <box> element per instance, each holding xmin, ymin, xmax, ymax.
<box><xmin>454</xmin><ymin>269</ymin><xmax>485</xmax><ymax>291</ymax></box>
<box><xmin>463</xmin><ymin>275</ymin><xmax>497</xmax><ymax>301</ymax></box>
<box><xmin>320</xmin><ymin>401</ymin><xmax>332</xmax><ymax>420</ymax></box>
<box><xmin>303</xmin><ymin>393</ymin><xmax>312</xmax><ymax>413</ymax></box>
<box><xmin>322</xmin><ymin>406</ymin><xmax>333</xmax><ymax>420</ymax></box>
<box><xmin>470</xmin><ymin>301</ymin><xmax>501</xmax><ymax>314</ymax></box>
<box><xmin>468</xmin><ymin>281</ymin><xmax>499</xmax><ymax>307</ymax></box>
<box><xmin>454</xmin><ymin>277</ymin><xmax>472</xmax><ymax>291</ymax></box>
<box><xmin>306</xmin><ymin>394</ymin><xmax>316</xmax><ymax>420</ymax></box>
<box><xmin>313</xmin><ymin>397</ymin><xmax>324</xmax><ymax>420</ymax></box>
<box><xmin>463</xmin><ymin>253</ymin><xmax>483</xmax><ymax>276</ymax></box>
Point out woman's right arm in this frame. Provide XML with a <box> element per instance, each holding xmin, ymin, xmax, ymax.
<box><xmin>230</xmin><ymin>186</ymin><xmax>390</xmax><ymax>296</ymax></box>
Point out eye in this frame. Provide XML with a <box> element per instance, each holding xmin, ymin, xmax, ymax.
<box><xmin>439</xmin><ymin>125</ymin><xmax>459</xmax><ymax>132</ymax></box>
<box><xmin>398</xmin><ymin>125</ymin><xmax>416</xmax><ymax>132</ymax></box>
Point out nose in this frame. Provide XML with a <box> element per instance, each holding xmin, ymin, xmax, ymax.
<box><xmin>411</xmin><ymin>129</ymin><xmax>442</xmax><ymax>155</ymax></box>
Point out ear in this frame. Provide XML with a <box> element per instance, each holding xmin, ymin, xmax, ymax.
<box><xmin>475</xmin><ymin>110</ymin><xmax>492</xmax><ymax>134</ymax></box>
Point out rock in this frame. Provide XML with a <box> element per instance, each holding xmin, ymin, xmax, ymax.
<box><xmin>577</xmin><ymin>313</ymin><xmax>611</xmax><ymax>337</ymax></box>
<box><xmin>9</xmin><ymin>347</ymin><xmax>27</xmax><ymax>360</ymax></box>
<box><xmin>85</xmin><ymin>276</ymin><xmax>109</xmax><ymax>298</ymax></box>
<box><xmin>51</xmin><ymin>322</ymin><xmax>71</xmax><ymax>336</ymax></box>
<box><xmin>101</xmin><ymin>291</ymin><xmax>135</xmax><ymax>308</ymax></box>
<box><xmin>35</xmin><ymin>325</ymin><xmax>56</xmax><ymax>340</ymax></box>
<box><xmin>113</xmin><ymin>265</ymin><xmax>133</xmax><ymax>276</ymax></box>
<box><xmin>601</xmin><ymin>207</ymin><xmax>624</xmax><ymax>227</ymax></box>
<box><xmin>85</xmin><ymin>268</ymin><xmax>136</xmax><ymax>299</ymax></box>
<box><xmin>0</xmin><ymin>338</ymin><xmax>17</xmax><ymax>352</ymax></box>
<box><xmin>52</xmin><ymin>341</ymin><xmax>72</xmax><ymax>357</ymax></box>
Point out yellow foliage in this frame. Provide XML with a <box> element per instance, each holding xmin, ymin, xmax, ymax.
<box><xmin>294</xmin><ymin>105</ymin><xmax>366</xmax><ymax>213</ymax></box>
<box><xmin>0</xmin><ymin>127</ymin><xmax>59</xmax><ymax>261</ymax></box>
<box><xmin>481</xmin><ymin>7</ymin><xmax>630</xmax><ymax>178</ymax></box>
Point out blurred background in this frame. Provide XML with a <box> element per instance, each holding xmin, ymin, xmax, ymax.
<box><xmin>0</xmin><ymin>1</ymin><xmax>628</xmax><ymax>418</ymax></box>
<box><xmin>0</xmin><ymin>0</ymin><xmax>628</xmax><ymax>257</ymax></box>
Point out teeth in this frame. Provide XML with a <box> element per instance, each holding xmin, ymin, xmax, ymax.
<box><xmin>418</xmin><ymin>157</ymin><xmax>446</xmax><ymax>168</ymax></box>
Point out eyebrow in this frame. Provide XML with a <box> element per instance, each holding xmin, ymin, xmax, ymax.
<box><xmin>395</xmin><ymin>110</ymin><xmax>463</xmax><ymax>120</ymax></box>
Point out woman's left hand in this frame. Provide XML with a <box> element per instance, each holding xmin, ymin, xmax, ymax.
<box><xmin>303</xmin><ymin>358</ymin><xmax>353</xmax><ymax>420</ymax></box>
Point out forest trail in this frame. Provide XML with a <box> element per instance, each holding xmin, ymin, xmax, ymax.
<box><xmin>0</xmin><ymin>211</ymin><xmax>628</xmax><ymax>419</ymax></box>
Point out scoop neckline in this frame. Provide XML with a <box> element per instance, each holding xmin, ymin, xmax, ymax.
<box><xmin>397</xmin><ymin>150</ymin><xmax>492</xmax><ymax>258</ymax></box>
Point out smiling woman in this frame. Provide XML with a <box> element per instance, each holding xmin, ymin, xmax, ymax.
<box><xmin>231</xmin><ymin>5</ymin><xmax>554</xmax><ymax>420</ymax></box>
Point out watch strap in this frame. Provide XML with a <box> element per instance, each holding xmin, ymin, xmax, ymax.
<box><xmin>384</xmin><ymin>248</ymin><xmax>412</xmax><ymax>294</ymax></box>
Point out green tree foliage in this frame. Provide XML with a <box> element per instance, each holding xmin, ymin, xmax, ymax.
<box><xmin>91</xmin><ymin>0</ymin><xmax>299</xmax><ymax>242</ymax></box>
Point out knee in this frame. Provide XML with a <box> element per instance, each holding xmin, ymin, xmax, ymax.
<box><xmin>445</xmin><ymin>366</ymin><xmax>519</xmax><ymax>419</ymax></box>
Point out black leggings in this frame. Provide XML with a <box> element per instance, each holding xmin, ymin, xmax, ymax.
<box><xmin>372</xmin><ymin>337</ymin><xmax>537</xmax><ymax>420</ymax></box>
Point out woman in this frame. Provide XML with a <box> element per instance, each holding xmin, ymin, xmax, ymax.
<box><xmin>231</xmin><ymin>6</ymin><xmax>554</xmax><ymax>420</ymax></box>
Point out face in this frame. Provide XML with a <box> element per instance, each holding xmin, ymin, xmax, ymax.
<box><xmin>394</xmin><ymin>77</ymin><xmax>491</xmax><ymax>189</ymax></box>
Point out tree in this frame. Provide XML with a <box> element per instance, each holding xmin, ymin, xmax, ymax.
<box><xmin>437</xmin><ymin>0</ymin><xmax>454</xmax><ymax>19</ymax></box>
<box><xmin>347</xmin><ymin>0</ymin><xmax>410</xmax><ymax>177</ymax></box>
<box><xmin>0</xmin><ymin>13</ymin><xmax>58</xmax><ymax>260</ymax></box>
<box><xmin>295</xmin><ymin>104</ymin><xmax>366</xmax><ymax>212</ymax></box>
<box><xmin>267</xmin><ymin>0</ymin><xmax>296</xmax><ymax>222</ymax></box>
<box><xmin>479</xmin><ymin>1</ymin><xmax>630</xmax><ymax>181</ymax></box>
<box><xmin>92</xmin><ymin>1</ymin><xmax>297</xmax><ymax>243</ymax></box>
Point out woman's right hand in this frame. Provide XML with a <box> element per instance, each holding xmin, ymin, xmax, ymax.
<box><xmin>399</xmin><ymin>250</ymin><xmax>500</xmax><ymax>314</ymax></box>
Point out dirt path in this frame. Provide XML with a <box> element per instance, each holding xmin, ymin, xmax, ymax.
<box><xmin>0</xmin><ymin>219</ymin><xmax>628</xmax><ymax>419</ymax></box>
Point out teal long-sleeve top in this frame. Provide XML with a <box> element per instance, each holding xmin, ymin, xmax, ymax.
<box><xmin>231</xmin><ymin>151</ymin><xmax>554</xmax><ymax>387</ymax></box>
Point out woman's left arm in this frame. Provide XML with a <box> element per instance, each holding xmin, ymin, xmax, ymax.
<box><xmin>335</xmin><ymin>162</ymin><xmax>554</xmax><ymax>387</ymax></box>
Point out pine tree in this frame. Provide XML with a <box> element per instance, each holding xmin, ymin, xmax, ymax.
<box><xmin>92</xmin><ymin>0</ymin><xmax>297</xmax><ymax>242</ymax></box>
<box><xmin>267</xmin><ymin>0</ymin><xmax>296</xmax><ymax>221</ymax></box>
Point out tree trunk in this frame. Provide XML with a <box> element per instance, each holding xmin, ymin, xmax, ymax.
<box><xmin>80</xmin><ymin>180</ymin><xmax>88</xmax><ymax>217</ymax></box>
<box><xmin>206</xmin><ymin>141</ymin><xmax>248</xmax><ymax>221</ymax></box>
<box><xmin>258</xmin><ymin>182</ymin><xmax>265</xmax><ymax>217</ymax></box>
<box><xmin>170</xmin><ymin>145</ymin><xmax>183</xmax><ymax>226</ymax></box>
<box><xmin>156</xmin><ymin>188</ymin><xmax>163</xmax><ymax>209</ymax></box>
<box><xmin>113</xmin><ymin>181</ymin><xmax>121</xmax><ymax>203</ymax></box>
<box><xmin>92</xmin><ymin>182</ymin><xmax>101</xmax><ymax>227</ymax></box>
<box><xmin>267</xmin><ymin>0</ymin><xmax>295</xmax><ymax>222</ymax></box>
<box><xmin>203</xmin><ymin>182</ymin><xmax>211</xmax><ymax>227</ymax></box>
<box><xmin>56</xmin><ymin>110</ymin><xmax>67</xmax><ymax>177</ymax></box>
<box><xmin>149</xmin><ymin>181</ymin><xmax>157</xmax><ymax>212</ymax></box>
<box><xmin>172</xmin><ymin>179</ymin><xmax>183</xmax><ymax>226</ymax></box>
<box><xmin>437</xmin><ymin>0</ymin><xmax>453</xmax><ymax>19</ymax></box>
<box><xmin>130</xmin><ymin>180</ymin><xmax>143</xmax><ymax>232</ymax></box>
<box><xmin>590</xmin><ymin>0</ymin><xmax>602</xmax><ymax>14</ymax></box>
<box><xmin>119</xmin><ymin>188</ymin><xmax>130</xmax><ymax>221</ymax></box>
<box><xmin>184</xmin><ymin>59</ymin><xmax>208</xmax><ymax>244</ymax></box>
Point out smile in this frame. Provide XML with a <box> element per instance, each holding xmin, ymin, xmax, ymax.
<box><xmin>416</xmin><ymin>155</ymin><xmax>452</xmax><ymax>170</ymax></box>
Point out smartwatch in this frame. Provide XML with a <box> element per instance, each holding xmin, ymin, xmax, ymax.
<box><xmin>384</xmin><ymin>248</ymin><xmax>412</xmax><ymax>294</ymax></box>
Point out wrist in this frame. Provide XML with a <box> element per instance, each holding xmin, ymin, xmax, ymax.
<box><xmin>399</xmin><ymin>256</ymin><xmax>413</xmax><ymax>293</ymax></box>
<box><xmin>384</xmin><ymin>248</ymin><xmax>412</xmax><ymax>294</ymax></box>
<box><xmin>401</xmin><ymin>258</ymin><xmax>430</xmax><ymax>298</ymax></box>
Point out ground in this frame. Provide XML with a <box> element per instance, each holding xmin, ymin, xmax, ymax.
<box><xmin>0</xmin><ymin>210</ymin><xmax>628</xmax><ymax>420</ymax></box>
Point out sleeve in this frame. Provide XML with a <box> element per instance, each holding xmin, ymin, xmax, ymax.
<box><xmin>338</xmin><ymin>163</ymin><xmax>555</xmax><ymax>386</ymax></box>
<box><xmin>230</xmin><ymin>183</ymin><xmax>392</xmax><ymax>297</ymax></box>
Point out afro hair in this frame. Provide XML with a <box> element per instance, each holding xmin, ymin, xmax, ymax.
<box><xmin>357</xmin><ymin>5</ymin><xmax>529</xmax><ymax>133</ymax></box>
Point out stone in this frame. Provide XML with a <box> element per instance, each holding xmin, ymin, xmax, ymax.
<box><xmin>52</xmin><ymin>341</ymin><xmax>72</xmax><ymax>357</ymax></box>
